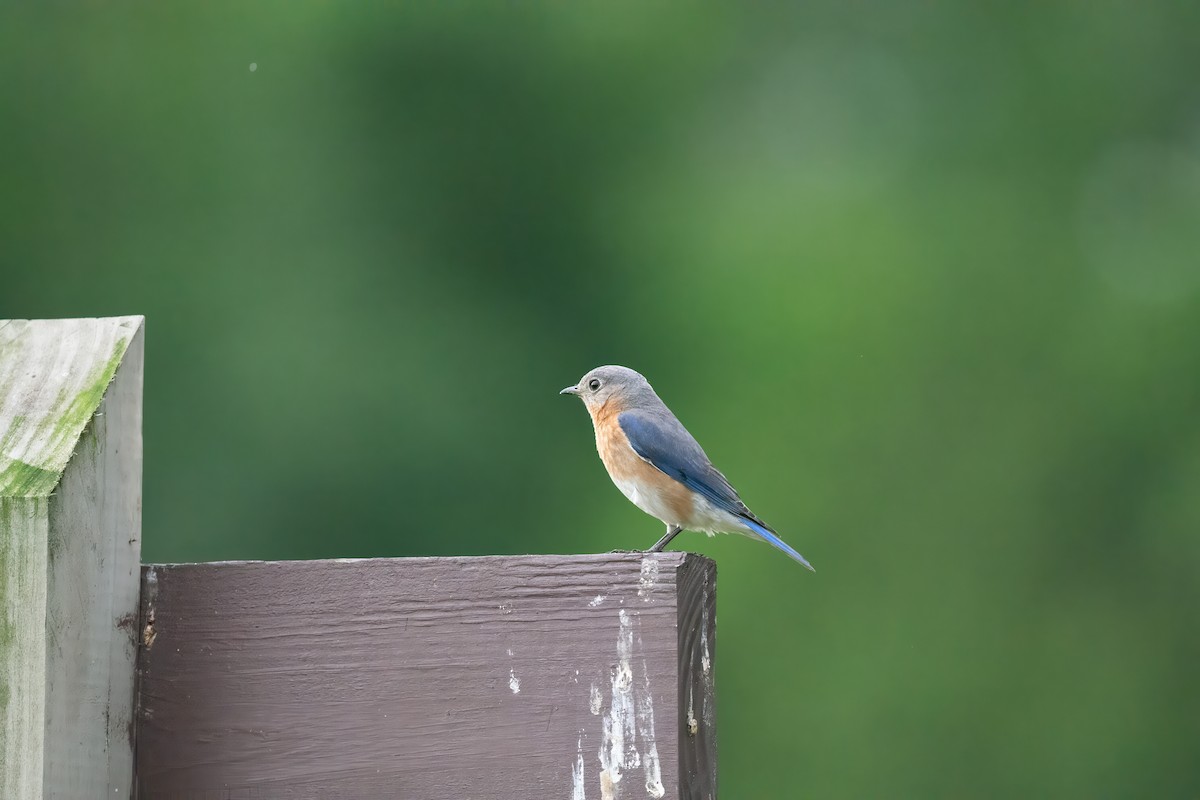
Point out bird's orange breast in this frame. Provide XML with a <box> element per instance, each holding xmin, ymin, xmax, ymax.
<box><xmin>593</xmin><ymin>413</ymin><xmax>696</xmax><ymax>524</ymax></box>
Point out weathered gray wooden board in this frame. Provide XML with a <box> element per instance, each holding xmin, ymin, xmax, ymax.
<box><xmin>0</xmin><ymin>316</ymin><xmax>144</xmax><ymax>799</ymax></box>
<box><xmin>136</xmin><ymin>553</ymin><xmax>717</xmax><ymax>799</ymax></box>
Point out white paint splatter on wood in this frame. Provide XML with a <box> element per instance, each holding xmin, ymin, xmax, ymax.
<box><xmin>137</xmin><ymin>552</ymin><xmax>718</xmax><ymax>797</ymax></box>
<box><xmin>572</xmin><ymin>735</ymin><xmax>587</xmax><ymax>800</ymax></box>
<box><xmin>599</xmin><ymin>608</ymin><xmax>637</xmax><ymax>792</ymax></box>
<box><xmin>700</xmin><ymin>585</ymin><xmax>715</xmax><ymax>728</ymax></box>
<box><xmin>589</xmin><ymin>594</ymin><xmax>606</xmax><ymax>607</ymax></box>
<box><xmin>637</xmin><ymin>558</ymin><xmax>659</xmax><ymax>600</ymax></box>
<box><xmin>595</xmin><ymin>606</ymin><xmax>665</xmax><ymax>798</ymax></box>
<box><xmin>509</xmin><ymin>669</ymin><xmax>522</xmax><ymax>694</ymax></box>
<box><xmin>636</xmin><ymin>662</ymin><xmax>665</xmax><ymax>798</ymax></box>
<box><xmin>600</xmin><ymin>768</ymin><xmax>616</xmax><ymax>800</ymax></box>
<box><xmin>687</xmin><ymin>684</ymin><xmax>699</xmax><ymax>736</ymax></box>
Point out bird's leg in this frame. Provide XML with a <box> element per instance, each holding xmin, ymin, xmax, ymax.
<box><xmin>648</xmin><ymin>524</ymin><xmax>683</xmax><ymax>553</ymax></box>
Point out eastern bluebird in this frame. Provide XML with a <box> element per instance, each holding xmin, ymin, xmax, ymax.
<box><xmin>561</xmin><ymin>365</ymin><xmax>814</xmax><ymax>570</ymax></box>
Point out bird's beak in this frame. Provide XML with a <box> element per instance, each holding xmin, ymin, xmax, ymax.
<box><xmin>560</xmin><ymin>384</ymin><xmax>580</xmax><ymax>396</ymax></box>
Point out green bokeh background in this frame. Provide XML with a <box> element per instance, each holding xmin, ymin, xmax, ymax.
<box><xmin>3</xmin><ymin>3</ymin><xmax>1199</xmax><ymax>796</ymax></box>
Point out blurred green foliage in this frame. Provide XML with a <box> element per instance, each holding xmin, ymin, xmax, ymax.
<box><xmin>3</xmin><ymin>2</ymin><xmax>1199</xmax><ymax>796</ymax></box>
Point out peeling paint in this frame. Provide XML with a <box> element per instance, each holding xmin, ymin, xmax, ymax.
<box><xmin>687</xmin><ymin>685</ymin><xmax>698</xmax><ymax>736</ymax></box>
<box><xmin>572</xmin><ymin>735</ymin><xmax>586</xmax><ymax>800</ymax></box>
<box><xmin>600</xmin><ymin>768</ymin><xmax>616</xmax><ymax>800</ymax></box>
<box><xmin>142</xmin><ymin>567</ymin><xmax>158</xmax><ymax>649</ymax></box>
<box><xmin>700</xmin><ymin>585</ymin><xmax>715</xmax><ymax>729</ymax></box>
<box><xmin>636</xmin><ymin>661</ymin><xmax>665</xmax><ymax>798</ymax></box>
<box><xmin>636</xmin><ymin>558</ymin><xmax>658</xmax><ymax>600</ymax></box>
<box><xmin>596</xmin><ymin>606</ymin><xmax>665</xmax><ymax>797</ymax></box>
<box><xmin>599</xmin><ymin>608</ymin><xmax>639</xmax><ymax>791</ymax></box>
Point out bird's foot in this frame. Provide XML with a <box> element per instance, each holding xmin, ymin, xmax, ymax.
<box><xmin>648</xmin><ymin>524</ymin><xmax>683</xmax><ymax>553</ymax></box>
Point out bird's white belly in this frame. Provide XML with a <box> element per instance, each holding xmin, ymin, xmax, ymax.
<box><xmin>610</xmin><ymin>474</ymin><xmax>689</xmax><ymax>525</ymax></box>
<box><xmin>687</xmin><ymin>494</ymin><xmax>759</xmax><ymax>537</ymax></box>
<box><xmin>609</xmin><ymin>474</ymin><xmax>751</xmax><ymax>537</ymax></box>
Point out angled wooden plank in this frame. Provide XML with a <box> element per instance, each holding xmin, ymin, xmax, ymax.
<box><xmin>136</xmin><ymin>552</ymin><xmax>717</xmax><ymax>799</ymax></box>
<box><xmin>0</xmin><ymin>316</ymin><xmax>144</xmax><ymax>799</ymax></box>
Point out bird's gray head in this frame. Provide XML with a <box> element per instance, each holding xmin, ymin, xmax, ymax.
<box><xmin>560</xmin><ymin>365</ymin><xmax>658</xmax><ymax>416</ymax></box>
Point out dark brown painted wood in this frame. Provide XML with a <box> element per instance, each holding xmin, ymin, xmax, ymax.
<box><xmin>677</xmin><ymin>554</ymin><xmax>717</xmax><ymax>800</ymax></box>
<box><xmin>135</xmin><ymin>553</ymin><xmax>717</xmax><ymax>800</ymax></box>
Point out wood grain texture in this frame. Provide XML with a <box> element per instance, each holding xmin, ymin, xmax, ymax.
<box><xmin>677</xmin><ymin>554</ymin><xmax>717</xmax><ymax>800</ymax></box>
<box><xmin>0</xmin><ymin>316</ymin><xmax>144</xmax><ymax>800</ymax></box>
<box><xmin>136</xmin><ymin>553</ymin><xmax>717</xmax><ymax>800</ymax></box>
<box><xmin>0</xmin><ymin>316</ymin><xmax>141</xmax><ymax>496</ymax></box>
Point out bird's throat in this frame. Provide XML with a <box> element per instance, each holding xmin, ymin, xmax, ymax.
<box><xmin>588</xmin><ymin>395</ymin><xmax>635</xmax><ymax>430</ymax></box>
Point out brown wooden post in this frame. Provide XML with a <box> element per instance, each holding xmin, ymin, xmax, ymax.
<box><xmin>135</xmin><ymin>553</ymin><xmax>717</xmax><ymax>799</ymax></box>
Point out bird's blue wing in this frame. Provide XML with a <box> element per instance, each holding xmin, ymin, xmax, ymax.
<box><xmin>618</xmin><ymin>410</ymin><xmax>815</xmax><ymax>571</ymax></box>
<box><xmin>617</xmin><ymin>410</ymin><xmax>741</xmax><ymax>510</ymax></box>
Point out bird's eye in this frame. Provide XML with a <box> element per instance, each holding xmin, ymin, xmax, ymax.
<box><xmin>588</xmin><ymin>378</ymin><xmax>602</xmax><ymax>391</ymax></box>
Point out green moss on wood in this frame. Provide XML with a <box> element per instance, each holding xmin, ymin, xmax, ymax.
<box><xmin>0</xmin><ymin>494</ymin><xmax>46</xmax><ymax>784</ymax></box>
<box><xmin>0</xmin><ymin>337</ymin><xmax>130</xmax><ymax>498</ymax></box>
<box><xmin>0</xmin><ymin>497</ymin><xmax>46</xmax><ymax>654</ymax></box>
<box><xmin>0</xmin><ymin>500</ymin><xmax>16</xmax><ymax>651</ymax></box>
<box><xmin>0</xmin><ymin>461</ymin><xmax>59</xmax><ymax>499</ymax></box>
<box><xmin>0</xmin><ymin>416</ymin><xmax>24</xmax><ymax>454</ymax></box>
<box><xmin>51</xmin><ymin>341</ymin><xmax>126</xmax><ymax>453</ymax></box>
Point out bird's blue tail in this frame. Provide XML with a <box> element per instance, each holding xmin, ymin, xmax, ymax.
<box><xmin>742</xmin><ymin>518</ymin><xmax>815</xmax><ymax>571</ymax></box>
